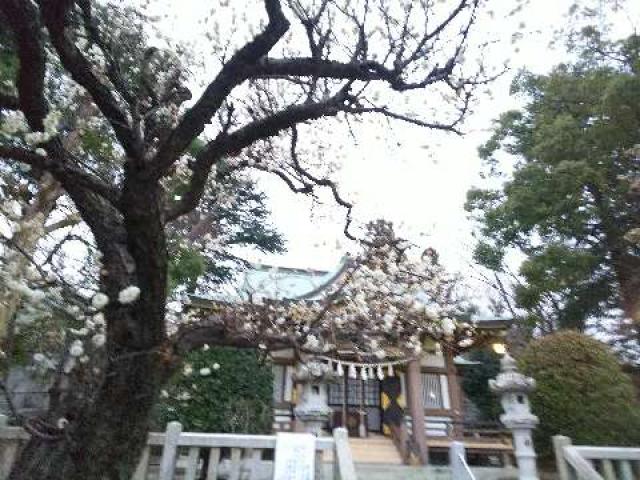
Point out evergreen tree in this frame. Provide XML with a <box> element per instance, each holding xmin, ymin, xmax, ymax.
<box><xmin>467</xmin><ymin>33</ymin><xmax>640</xmax><ymax>342</ymax></box>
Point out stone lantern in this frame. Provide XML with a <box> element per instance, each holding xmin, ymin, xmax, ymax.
<box><xmin>489</xmin><ymin>353</ymin><xmax>539</xmax><ymax>480</ymax></box>
<box><xmin>293</xmin><ymin>357</ymin><xmax>336</xmax><ymax>436</ymax></box>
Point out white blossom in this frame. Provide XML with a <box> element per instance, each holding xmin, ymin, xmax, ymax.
<box><xmin>92</xmin><ymin>333</ymin><xmax>106</xmax><ymax>348</ymax></box>
<box><xmin>43</xmin><ymin>110</ymin><xmax>61</xmax><ymax>134</ymax></box>
<box><xmin>212</xmin><ymin>362</ymin><xmax>220</xmax><ymax>370</ymax></box>
<box><xmin>69</xmin><ymin>340</ymin><xmax>84</xmax><ymax>357</ymax></box>
<box><xmin>69</xmin><ymin>327</ymin><xmax>89</xmax><ymax>336</ymax></box>
<box><xmin>304</xmin><ymin>334</ymin><xmax>320</xmax><ymax>350</ymax></box>
<box><xmin>33</xmin><ymin>353</ymin><xmax>46</xmax><ymax>364</ymax></box>
<box><xmin>93</xmin><ymin>313</ymin><xmax>106</xmax><ymax>326</ymax></box>
<box><xmin>441</xmin><ymin>317</ymin><xmax>456</xmax><ymax>337</ymax></box>
<box><xmin>1</xmin><ymin>111</ymin><xmax>28</xmax><ymax>134</ymax></box>
<box><xmin>92</xmin><ymin>292</ymin><xmax>109</xmax><ymax>309</ymax></box>
<box><xmin>63</xmin><ymin>358</ymin><xmax>76</xmax><ymax>374</ymax></box>
<box><xmin>177</xmin><ymin>391</ymin><xmax>191</xmax><ymax>401</ymax></box>
<box><xmin>118</xmin><ymin>285</ymin><xmax>141</xmax><ymax>304</ymax></box>
<box><xmin>199</xmin><ymin>367</ymin><xmax>211</xmax><ymax>376</ymax></box>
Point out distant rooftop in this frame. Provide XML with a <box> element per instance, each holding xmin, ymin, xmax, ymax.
<box><xmin>196</xmin><ymin>257</ymin><xmax>349</xmax><ymax>304</ymax></box>
<box><xmin>236</xmin><ymin>260</ymin><xmax>348</xmax><ymax>301</ymax></box>
<box><xmin>195</xmin><ymin>259</ymin><xmax>512</xmax><ymax>329</ymax></box>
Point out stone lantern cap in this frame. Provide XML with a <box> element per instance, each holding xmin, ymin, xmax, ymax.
<box><xmin>489</xmin><ymin>353</ymin><xmax>536</xmax><ymax>394</ymax></box>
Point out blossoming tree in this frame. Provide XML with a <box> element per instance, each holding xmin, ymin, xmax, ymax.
<box><xmin>0</xmin><ymin>0</ymin><xmax>493</xmax><ymax>478</ymax></box>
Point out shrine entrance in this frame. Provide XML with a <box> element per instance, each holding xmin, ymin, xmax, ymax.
<box><xmin>328</xmin><ymin>377</ymin><xmax>382</xmax><ymax>437</ymax></box>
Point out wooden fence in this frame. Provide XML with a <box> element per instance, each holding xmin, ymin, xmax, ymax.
<box><xmin>0</xmin><ymin>422</ymin><xmax>357</xmax><ymax>480</ymax></box>
<box><xmin>554</xmin><ymin>435</ymin><xmax>640</xmax><ymax>480</ymax></box>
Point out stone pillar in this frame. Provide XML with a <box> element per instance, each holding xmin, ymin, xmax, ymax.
<box><xmin>489</xmin><ymin>354</ymin><xmax>539</xmax><ymax>480</ymax></box>
<box><xmin>449</xmin><ymin>441</ymin><xmax>468</xmax><ymax>480</ymax></box>
<box><xmin>406</xmin><ymin>359</ymin><xmax>429</xmax><ymax>464</ymax></box>
<box><xmin>293</xmin><ymin>358</ymin><xmax>335</xmax><ymax>436</ymax></box>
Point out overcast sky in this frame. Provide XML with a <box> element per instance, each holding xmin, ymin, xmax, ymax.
<box><xmin>151</xmin><ymin>0</ymin><xmax>640</xmax><ymax>310</ymax></box>
<box><xmin>246</xmin><ymin>2</ymin><xmax>638</xmax><ymax>267</ymax></box>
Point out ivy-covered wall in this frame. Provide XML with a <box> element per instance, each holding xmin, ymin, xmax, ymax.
<box><xmin>154</xmin><ymin>346</ymin><xmax>274</xmax><ymax>434</ymax></box>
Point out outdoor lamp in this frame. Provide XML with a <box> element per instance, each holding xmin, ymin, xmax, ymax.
<box><xmin>492</xmin><ymin>342</ymin><xmax>507</xmax><ymax>355</ymax></box>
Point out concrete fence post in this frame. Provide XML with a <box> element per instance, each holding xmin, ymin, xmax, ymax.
<box><xmin>333</xmin><ymin>427</ymin><xmax>357</xmax><ymax>480</ymax></box>
<box><xmin>552</xmin><ymin>436</ymin><xmax>572</xmax><ymax>480</ymax></box>
<box><xmin>449</xmin><ymin>441</ymin><xmax>467</xmax><ymax>480</ymax></box>
<box><xmin>158</xmin><ymin>421</ymin><xmax>182</xmax><ymax>480</ymax></box>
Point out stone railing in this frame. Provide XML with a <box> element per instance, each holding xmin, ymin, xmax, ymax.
<box><xmin>0</xmin><ymin>422</ymin><xmax>357</xmax><ymax>480</ymax></box>
<box><xmin>553</xmin><ymin>435</ymin><xmax>640</xmax><ymax>480</ymax></box>
<box><xmin>0</xmin><ymin>426</ymin><xmax>27</xmax><ymax>480</ymax></box>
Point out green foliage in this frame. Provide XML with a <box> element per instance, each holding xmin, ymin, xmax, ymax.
<box><xmin>154</xmin><ymin>347</ymin><xmax>274</xmax><ymax>434</ymax></box>
<box><xmin>466</xmin><ymin>32</ymin><xmax>640</xmax><ymax>330</ymax></box>
<box><xmin>0</xmin><ymin>33</ymin><xmax>16</xmax><ymax>87</ymax></box>
<box><xmin>166</xmin><ymin>142</ymin><xmax>285</xmax><ymax>293</ymax></box>
<box><xmin>519</xmin><ymin>331</ymin><xmax>640</xmax><ymax>458</ymax></box>
<box><xmin>167</xmin><ymin>246</ymin><xmax>206</xmax><ymax>292</ymax></box>
<box><xmin>460</xmin><ymin>349</ymin><xmax>502</xmax><ymax>422</ymax></box>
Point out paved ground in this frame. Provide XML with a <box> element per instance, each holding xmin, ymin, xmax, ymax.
<box><xmin>351</xmin><ymin>463</ymin><xmax>519</xmax><ymax>480</ymax></box>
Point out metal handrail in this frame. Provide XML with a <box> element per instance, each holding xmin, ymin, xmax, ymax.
<box><xmin>458</xmin><ymin>453</ymin><xmax>476</xmax><ymax>480</ymax></box>
<box><xmin>450</xmin><ymin>441</ymin><xmax>476</xmax><ymax>480</ymax></box>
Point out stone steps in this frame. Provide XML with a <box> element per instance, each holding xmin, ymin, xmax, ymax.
<box><xmin>348</xmin><ymin>435</ymin><xmax>404</xmax><ymax>465</ymax></box>
<box><xmin>354</xmin><ymin>464</ymin><xmax>450</xmax><ymax>480</ymax></box>
<box><xmin>353</xmin><ymin>464</ymin><xmax>519</xmax><ymax>480</ymax></box>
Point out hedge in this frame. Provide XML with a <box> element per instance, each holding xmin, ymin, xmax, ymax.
<box><xmin>519</xmin><ymin>331</ymin><xmax>640</xmax><ymax>458</ymax></box>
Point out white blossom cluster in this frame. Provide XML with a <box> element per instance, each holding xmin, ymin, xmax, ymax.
<box><xmin>0</xmin><ymin>110</ymin><xmax>61</xmax><ymax>146</ymax></box>
<box><xmin>63</xmin><ymin>299</ymin><xmax>108</xmax><ymax>373</ymax></box>
<box><xmin>186</xmin><ymin>232</ymin><xmax>476</xmax><ymax>360</ymax></box>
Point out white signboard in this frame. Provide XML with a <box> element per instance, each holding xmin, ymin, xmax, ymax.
<box><xmin>273</xmin><ymin>432</ymin><xmax>316</xmax><ymax>480</ymax></box>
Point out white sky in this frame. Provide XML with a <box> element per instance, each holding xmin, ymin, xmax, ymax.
<box><xmin>151</xmin><ymin>1</ymin><xmax>640</xmax><ymax>309</ymax></box>
<box><xmin>246</xmin><ymin>2</ymin><xmax>638</xmax><ymax>268</ymax></box>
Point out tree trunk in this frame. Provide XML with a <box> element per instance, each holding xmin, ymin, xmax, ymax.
<box><xmin>9</xmin><ymin>348</ymin><xmax>170</xmax><ymax>480</ymax></box>
<box><xmin>9</xmin><ymin>178</ymin><xmax>172</xmax><ymax>480</ymax></box>
<box><xmin>0</xmin><ymin>175</ymin><xmax>62</xmax><ymax>341</ymax></box>
<box><xmin>612</xmin><ymin>252</ymin><xmax>640</xmax><ymax>324</ymax></box>
<box><xmin>589</xmin><ymin>183</ymin><xmax>640</xmax><ymax>324</ymax></box>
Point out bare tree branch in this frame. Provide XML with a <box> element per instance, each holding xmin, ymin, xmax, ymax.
<box><xmin>44</xmin><ymin>214</ymin><xmax>81</xmax><ymax>235</ymax></box>
<box><xmin>76</xmin><ymin>0</ymin><xmax>136</xmax><ymax>108</ymax></box>
<box><xmin>0</xmin><ymin>92</ymin><xmax>19</xmax><ymax>111</ymax></box>
<box><xmin>151</xmin><ymin>0</ymin><xmax>291</xmax><ymax>178</ymax></box>
<box><xmin>401</xmin><ymin>0</ymin><xmax>473</xmax><ymax>69</ymax></box>
<box><xmin>166</xmin><ymin>87</ymin><xmax>351</xmax><ymax>220</ymax></box>
<box><xmin>0</xmin><ymin>145</ymin><xmax>121</xmax><ymax>206</ymax></box>
<box><xmin>173</xmin><ymin>315</ymin><xmax>296</xmax><ymax>355</ymax></box>
<box><xmin>288</xmin><ymin>125</ymin><xmax>356</xmax><ymax>239</ymax></box>
<box><xmin>250</xmin><ymin>56</ymin><xmax>459</xmax><ymax>91</ymax></box>
<box><xmin>0</xmin><ymin>0</ymin><xmax>48</xmax><ymax>130</ymax></box>
<box><xmin>39</xmin><ymin>0</ymin><xmax>143</xmax><ymax>161</ymax></box>
<box><xmin>344</xmin><ymin>104</ymin><xmax>467</xmax><ymax>134</ymax></box>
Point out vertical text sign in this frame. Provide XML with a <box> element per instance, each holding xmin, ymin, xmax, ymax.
<box><xmin>273</xmin><ymin>432</ymin><xmax>316</xmax><ymax>480</ymax></box>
